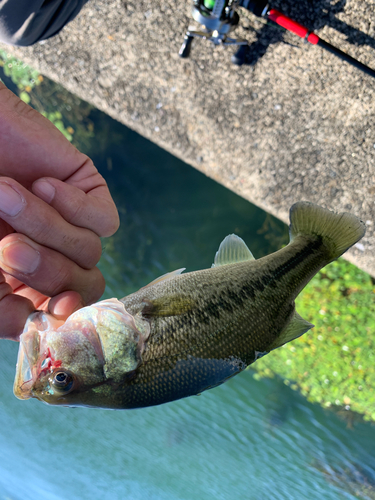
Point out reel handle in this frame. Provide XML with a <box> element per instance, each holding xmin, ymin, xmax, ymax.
<box><xmin>179</xmin><ymin>34</ymin><xmax>194</xmax><ymax>58</ymax></box>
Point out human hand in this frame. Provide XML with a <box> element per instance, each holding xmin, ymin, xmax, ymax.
<box><xmin>0</xmin><ymin>82</ymin><xmax>119</xmax><ymax>340</ymax></box>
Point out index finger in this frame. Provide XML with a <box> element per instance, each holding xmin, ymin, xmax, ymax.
<box><xmin>33</xmin><ymin>172</ymin><xmax>120</xmax><ymax>237</ymax></box>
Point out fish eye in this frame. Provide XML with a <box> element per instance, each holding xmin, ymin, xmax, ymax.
<box><xmin>50</xmin><ymin>371</ymin><xmax>75</xmax><ymax>394</ymax></box>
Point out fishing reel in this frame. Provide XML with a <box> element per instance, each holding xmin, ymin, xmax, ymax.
<box><xmin>179</xmin><ymin>0</ymin><xmax>268</xmax><ymax>65</ymax></box>
<box><xmin>179</xmin><ymin>0</ymin><xmax>375</xmax><ymax>76</ymax></box>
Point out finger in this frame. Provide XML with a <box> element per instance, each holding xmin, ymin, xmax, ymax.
<box><xmin>48</xmin><ymin>291</ymin><xmax>85</xmax><ymax>319</ymax></box>
<box><xmin>33</xmin><ymin>173</ymin><xmax>120</xmax><ymax>237</ymax></box>
<box><xmin>0</xmin><ymin>234</ymin><xmax>105</xmax><ymax>305</ymax></box>
<box><xmin>0</xmin><ymin>178</ymin><xmax>102</xmax><ymax>269</ymax></box>
<box><xmin>1</xmin><ymin>273</ymin><xmax>85</xmax><ymax>340</ymax></box>
<box><xmin>6</xmin><ymin>280</ymin><xmax>49</xmax><ymax>309</ymax></box>
<box><xmin>11</xmin><ymin>287</ymin><xmax>85</xmax><ymax>319</ymax></box>
<box><xmin>4</xmin><ymin>273</ymin><xmax>24</xmax><ymax>291</ymax></box>
<box><xmin>5</xmin><ymin>275</ymin><xmax>53</xmax><ymax>312</ymax></box>
<box><xmin>6</xmin><ymin>273</ymin><xmax>85</xmax><ymax>323</ymax></box>
<box><xmin>0</xmin><ymin>271</ymin><xmax>34</xmax><ymax>340</ymax></box>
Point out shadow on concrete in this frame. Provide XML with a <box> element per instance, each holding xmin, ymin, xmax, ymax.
<box><xmin>241</xmin><ymin>0</ymin><xmax>375</xmax><ymax>66</ymax></box>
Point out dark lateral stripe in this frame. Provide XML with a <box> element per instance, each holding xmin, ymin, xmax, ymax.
<box><xmin>269</xmin><ymin>236</ymin><xmax>323</xmax><ymax>283</ymax></box>
<box><xmin>152</xmin><ymin>237</ymin><xmax>325</xmax><ymax>343</ymax></box>
<box><xmin>236</xmin><ymin>237</ymin><xmax>323</xmax><ymax>299</ymax></box>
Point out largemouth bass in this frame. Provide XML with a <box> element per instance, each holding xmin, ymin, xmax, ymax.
<box><xmin>13</xmin><ymin>202</ymin><xmax>366</xmax><ymax>409</ymax></box>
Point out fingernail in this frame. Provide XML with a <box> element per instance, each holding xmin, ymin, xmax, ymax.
<box><xmin>33</xmin><ymin>180</ymin><xmax>55</xmax><ymax>204</ymax></box>
<box><xmin>0</xmin><ymin>182</ymin><xmax>25</xmax><ymax>216</ymax></box>
<box><xmin>0</xmin><ymin>241</ymin><xmax>40</xmax><ymax>274</ymax></box>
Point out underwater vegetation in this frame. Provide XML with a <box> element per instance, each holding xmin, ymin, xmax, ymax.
<box><xmin>313</xmin><ymin>458</ymin><xmax>375</xmax><ymax>500</ymax></box>
<box><xmin>0</xmin><ymin>49</ymin><xmax>94</xmax><ymax>146</ymax></box>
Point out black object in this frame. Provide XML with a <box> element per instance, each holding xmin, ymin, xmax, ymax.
<box><xmin>179</xmin><ymin>34</ymin><xmax>194</xmax><ymax>58</ymax></box>
<box><xmin>239</xmin><ymin>0</ymin><xmax>268</xmax><ymax>17</ymax></box>
<box><xmin>178</xmin><ymin>0</ymin><xmax>250</xmax><ymax>65</ymax></box>
<box><xmin>317</xmin><ymin>38</ymin><xmax>375</xmax><ymax>79</ymax></box>
<box><xmin>231</xmin><ymin>44</ymin><xmax>249</xmax><ymax>65</ymax></box>
<box><xmin>179</xmin><ymin>0</ymin><xmax>375</xmax><ymax>77</ymax></box>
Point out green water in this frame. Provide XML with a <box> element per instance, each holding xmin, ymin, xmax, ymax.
<box><xmin>1</xmin><ymin>73</ymin><xmax>375</xmax><ymax>500</ymax></box>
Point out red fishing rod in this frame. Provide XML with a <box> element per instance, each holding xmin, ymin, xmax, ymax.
<box><xmin>179</xmin><ymin>0</ymin><xmax>375</xmax><ymax>77</ymax></box>
<box><xmin>265</xmin><ymin>8</ymin><xmax>375</xmax><ymax>78</ymax></box>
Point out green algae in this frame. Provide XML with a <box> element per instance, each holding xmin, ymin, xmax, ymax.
<box><xmin>253</xmin><ymin>258</ymin><xmax>375</xmax><ymax>421</ymax></box>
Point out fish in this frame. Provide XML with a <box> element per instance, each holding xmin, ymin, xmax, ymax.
<box><xmin>13</xmin><ymin>202</ymin><xmax>366</xmax><ymax>409</ymax></box>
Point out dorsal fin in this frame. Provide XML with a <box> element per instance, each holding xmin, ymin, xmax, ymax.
<box><xmin>140</xmin><ymin>268</ymin><xmax>185</xmax><ymax>290</ymax></box>
<box><xmin>269</xmin><ymin>311</ymin><xmax>314</xmax><ymax>350</ymax></box>
<box><xmin>212</xmin><ymin>234</ymin><xmax>255</xmax><ymax>267</ymax></box>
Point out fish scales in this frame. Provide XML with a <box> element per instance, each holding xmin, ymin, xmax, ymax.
<box><xmin>116</xmin><ymin>235</ymin><xmax>329</xmax><ymax>408</ymax></box>
<box><xmin>13</xmin><ymin>202</ymin><xmax>366</xmax><ymax>409</ymax></box>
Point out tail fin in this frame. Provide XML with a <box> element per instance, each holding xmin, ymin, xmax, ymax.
<box><xmin>289</xmin><ymin>202</ymin><xmax>366</xmax><ymax>262</ymax></box>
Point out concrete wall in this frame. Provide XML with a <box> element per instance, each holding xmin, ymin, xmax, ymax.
<box><xmin>2</xmin><ymin>0</ymin><xmax>374</xmax><ymax>275</ymax></box>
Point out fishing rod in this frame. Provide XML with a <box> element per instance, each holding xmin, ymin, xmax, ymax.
<box><xmin>179</xmin><ymin>0</ymin><xmax>375</xmax><ymax>78</ymax></box>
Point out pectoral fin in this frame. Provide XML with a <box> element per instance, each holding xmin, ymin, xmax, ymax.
<box><xmin>142</xmin><ymin>295</ymin><xmax>195</xmax><ymax>318</ymax></box>
<box><xmin>269</xmin><ymin>311</ymin><xmax>314</xmax><ymax>350</ymax></box>
<box><xmin>140</xmin><ymin>268</ymin><xmax>186</xmax><ymax>290</ymax></box>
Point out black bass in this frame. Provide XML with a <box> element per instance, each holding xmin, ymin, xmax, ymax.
<box><xmin>13</xmin><ymin>202</ymin><xmax>366</xmax><ymax>409</ymax></box>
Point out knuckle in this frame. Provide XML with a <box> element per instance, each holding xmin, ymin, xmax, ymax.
<box><xmin>31</xmin><ymin>219</ymin><xmax>56</xmax><ymax>243</ymax></box>
<box><xmin>66</xmin><ymin>157</ymin><xmax>99</xmax><ymax>188</ymax></box>
<box><xmin>47</xmin><ymin>263</ymin><xmax>73</xmax><ymax>296</ymax></box>
<box><xmin>69</xmin><ymin>232</ymin><xmax>102</xmax><ymax>269</ymax></box>
<box><xmin>63</xmin><ymin>194</ymin><xmax>86</xmax><ymax>223</ymax></box>
<box><xmin>12</xmin><ymin>96</ymin><xmax>35</xmax><ymax>118</ymax></box>
<box><xmin>80</xmin><ymin>267</ymin><xmax>105</xmax><ymax>304</ymax></box>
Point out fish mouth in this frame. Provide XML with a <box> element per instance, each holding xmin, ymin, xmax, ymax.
<box><xmin>13</xmin><ymin>312</ymin><xmax>64</xmax><ymax>400</ymax></box>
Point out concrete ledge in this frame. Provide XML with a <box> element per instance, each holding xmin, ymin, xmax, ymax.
<box><xmin>1</xmin><ymin>0</ymin><xmax>374</xmax><ymax>275</ymax></box>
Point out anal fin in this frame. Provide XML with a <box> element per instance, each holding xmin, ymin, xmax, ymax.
<box><xmin>269</xmin><ymin>311</ymin><xmax>314</xmax><ymax>350</ymax></box>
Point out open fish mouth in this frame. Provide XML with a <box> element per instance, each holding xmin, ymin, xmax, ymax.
<box><xmin>13</xmin><ymin>312</ymin><xmax>65</xmax><ymax>400</ymax></box>
<box><xmin>13</xmin><ymin>299</ymin><xmax>145</xmax><ymax>402</ymax></box>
